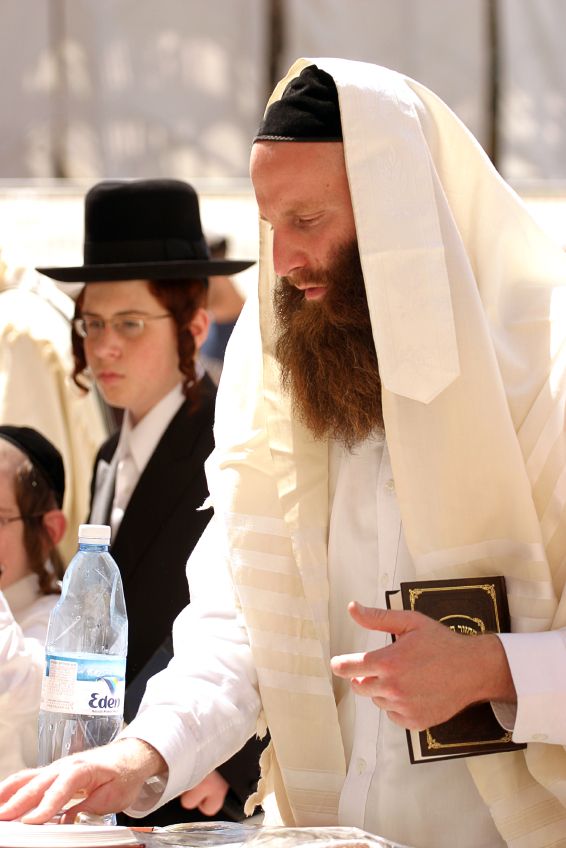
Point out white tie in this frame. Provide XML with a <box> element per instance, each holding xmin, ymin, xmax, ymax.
<box><xmin>110</xmin><ymin>452</ymin><xmax>137</xmax><ymax>536</ymax></box>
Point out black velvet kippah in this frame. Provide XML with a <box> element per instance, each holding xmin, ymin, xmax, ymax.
<box><xmin>0</xmin><ymin>425</ymin><xmax>65</xmax><ymax>508</ymax></box>
<box><xmin>254</xmin><ymin>65</ymin><xmax>342</xmax><ymax>142</ymax></box>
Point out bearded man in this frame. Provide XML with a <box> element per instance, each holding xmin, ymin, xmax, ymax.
<box><xmin>1</xmin><ymin>59</ymin><xmax>566</xmax><ymax>848</ymax></box>
<box><xmin>274</xmin><ymin>238</ymin><xmax>381</xmax><ymax>448</ymax></box>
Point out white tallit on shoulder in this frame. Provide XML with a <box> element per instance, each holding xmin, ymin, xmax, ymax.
<box><xmin>208</xmin><ymin>58</ymin><xmax>566</xmax><ymax>845</ymax></box>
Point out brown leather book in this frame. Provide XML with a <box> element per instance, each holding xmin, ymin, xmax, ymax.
<box><xmin>386</xmin><ymin>575</ymin><xmax>526</xmax><ymax>763</ymax></box>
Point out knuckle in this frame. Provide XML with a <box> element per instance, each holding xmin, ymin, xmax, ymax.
<box><xmin>371</xmin><ymin>607</ymin><xmax>389</xmax><ymax>622</ymax></box>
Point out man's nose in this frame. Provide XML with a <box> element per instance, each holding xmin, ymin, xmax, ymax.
<box><xmin>272</xmin><ymin>231</ymin><xmax>306</xmax><ymax>279</ymax></box>
<box><xmin>88</xmin><ymin>325</ymin><xmax>122</xmax><ymax>358</ymax></box>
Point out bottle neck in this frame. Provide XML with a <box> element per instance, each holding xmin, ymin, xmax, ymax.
<box><xmin>78</xmin><ymin>542</ymin><xmax>110</xmax><ymax>553</ymax></box>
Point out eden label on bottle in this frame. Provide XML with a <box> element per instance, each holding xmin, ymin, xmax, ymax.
<box><xmin>40</xmin><ymin>653</ymin><xmax>126</xmax><ymax>716</ymax></box>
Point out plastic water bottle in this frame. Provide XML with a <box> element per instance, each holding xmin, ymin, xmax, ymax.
<box><xmin>38</xmin><ymin>524</ymin><xmax>127</xmax><ymax>823</ymax></box>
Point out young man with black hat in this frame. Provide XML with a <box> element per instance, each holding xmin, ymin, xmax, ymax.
<box><xmin>33</xmin><ymin>178</ymin><xmax>264</xmax><ymax>826</ymax></box>
<box><xmin>2</xmin><ymin>60</ymin><xmax>566</xmax><ymax>847</ymax></box>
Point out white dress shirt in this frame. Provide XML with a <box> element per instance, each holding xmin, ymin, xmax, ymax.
<box><xmin>91</xmin><ymin>383</ymin><xmax>185</xmax><ymax>532</ymax></box>
<box><xmin>327</xmin><ymin>436</ymin><xmax>503</xmax><ymax>847</ymax></box>
<box><xmin>124</xmin><ymin>435</ymin><xmax>566</xmax><ymax>845</ymax></box>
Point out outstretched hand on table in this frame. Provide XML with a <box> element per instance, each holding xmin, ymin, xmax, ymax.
<box><xmin>0</xmin><ymin>738</ymin><xmax>166</xmax><ymax>824</ymax></box>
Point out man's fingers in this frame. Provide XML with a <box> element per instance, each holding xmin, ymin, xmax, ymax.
<box><xmin>384</xmin><ymin>710</ymin><xmax>419</xmax><ymax>729</ymax></box>
<box><xmin>0</xmin><ymin>770</ymin><xmax>39</xmax><ymax>808</ymax></box>
<box><xmin>14</xmin><ymin>761</ymin><xmax>107</xmax><ymax>824</ymax></box>
<box><xmin>181</xmin><ymin>786</ymin><xmax>223</xmax><ymax>817</ymax></box>
<box><xmin>19</xmin><ymin>772</ymin><xmax>91</xmax><ymax>824</ymax></box>
<box><xmin>0</xmin><ymin>771</ymin><xmax>61</xmax><ymax>822</ymax></box>
<box><xmin>180</xmin><ymin>786</ymin><xmax>205</xmax><ymax>810</ymax></box>
<box><xmin>180</xmin><ymin>771</ymin><xmax>228</xmax><ymax>817</ymax></box>
<box><xmin>331</xmin><ymin>603</ymin><xmax>431</xmax><ymax>677</ymax></box>
<box><xmin>347</xmin><ymin>601</ymin><xmax>423</xmax><ymax>635</ymax></box>
<box><xmin>198</xmin><ymin>794</ymin><xmax>224</xmax><ymax>817</ymax></box>
<box><xmin>0</xmin><ymin>740</ymin><xmax>159</xmax><ymax>825</ymax></box>
<box><xmin>330</xmin><ymin>652</ymin><xmax>367</xmax><ymax>679</ymax></box>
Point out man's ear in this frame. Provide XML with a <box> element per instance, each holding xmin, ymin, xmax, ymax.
<box><xmin>42</xmin><ymin>509</ymin><xmax>67</xmax><ymax>548</ymax></box>
<box><xmin>189</xmin><ymin>307</ymin><xmax>210</xmax><ymax>351</ymax></box>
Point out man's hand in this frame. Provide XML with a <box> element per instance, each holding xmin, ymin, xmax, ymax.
<box><xmin>180</xmin><ymin>770</ymin><xmax>229</xmax><ymax>817</ymax></box>
<box><xmin>330</xmin><ymin>602</ymin><xmax>516</xmax><ymax>730</ymax></box>
<box><xmin>0</xmin><ymin>738</ymin><xmax>167</xmax><ymax>824</ymax></box>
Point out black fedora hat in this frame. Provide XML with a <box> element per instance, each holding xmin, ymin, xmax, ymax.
<box><xmin>37</xmin><ymin>179</ymin><xmax>255</xmax><ymax>283</ymax></box>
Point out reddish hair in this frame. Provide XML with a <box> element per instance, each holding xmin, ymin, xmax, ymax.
<box><xmin>72</xmin><ymin>279</ymin><xmax>207</xmax><ymax>412</ymax></box>
<box><xmin>12</xmin><ymin>456</ymin><xmax>64</xmax><ymax>595</ymax></box>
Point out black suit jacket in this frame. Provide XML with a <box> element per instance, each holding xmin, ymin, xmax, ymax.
<box><xmin>89</xmin><ymin>377</ymin><xmax>264</xmax><ymax>825</ymax></box>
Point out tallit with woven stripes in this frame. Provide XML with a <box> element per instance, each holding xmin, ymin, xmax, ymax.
<box><xmin>207</xmin><ymin>58</ymin><xmax>566</xmax><ymax>846</ymax></box>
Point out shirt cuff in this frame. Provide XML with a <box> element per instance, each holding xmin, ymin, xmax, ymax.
<box><xmin>118</xmin><ymin>708</ymin><xmax>198</xmax><ymax>817</ymax></box>
<box><xmin>497</xmin><ymin>630</ymin><xmax>566</xmax><ymax>745</ymax></box>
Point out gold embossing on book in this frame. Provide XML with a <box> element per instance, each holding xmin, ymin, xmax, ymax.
<box><xmin>385</xmin><ymin>575</ymin><xmax>525</xmax><ymax>763</ymax></box>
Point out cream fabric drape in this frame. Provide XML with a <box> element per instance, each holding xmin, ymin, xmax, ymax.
<box><xmin>208</xmin><ymin>58</ymin><xmax>566</xmax><ymax>845</ymax></box>
<box><xmin>0</xmin><ymin>271</ymin><xmax>107</xmax><ymax>560</ymax></box>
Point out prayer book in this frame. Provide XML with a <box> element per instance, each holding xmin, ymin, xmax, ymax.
<box><xmin>385</xmin><ymin>575</ymin><xmax>526</xmax><ymax>763</ymax></box>
<box><xmin>0</xmin><ymin>822</ymin><xmax>142</xmax><ymax>848</ymax></box>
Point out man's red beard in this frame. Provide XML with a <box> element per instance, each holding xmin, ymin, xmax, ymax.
<box><xmin>273</xmin><ymin>240</ymin><xmax>383</xmax><ymax>450</ymax></box>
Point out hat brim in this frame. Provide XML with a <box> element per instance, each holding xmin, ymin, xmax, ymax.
<box><xmin>36</xmin><ymin>258</ymin><xmax>255</xmax><ymax>283</ymax></box>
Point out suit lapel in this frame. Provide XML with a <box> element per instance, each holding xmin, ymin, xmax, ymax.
<box><xmin>111</xmin><ymin>380</ymin><xmax>215</xmax><ymax>580</ymax></box>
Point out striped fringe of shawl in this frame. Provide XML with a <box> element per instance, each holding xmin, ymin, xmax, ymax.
<box><xmin>209</xmin><ymin>58</ymin><xmax>566</xmax><ymax>844</ymax></box>
<box><xmin>208</xmin><ymin>266</ymin><xmax>345</xmax><ymax>824</ymax></box>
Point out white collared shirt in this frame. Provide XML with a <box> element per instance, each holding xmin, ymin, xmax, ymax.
<box><xmin>328</xmin><ymin>437</ymin><xmax>503</xmax><ymax>847</ymax></box>
<box><xmin>124</xmin><ymin>435</ymin><xmax>564</xmax><ymax>845</ymax></box>
<box><xmin>91</xmin><ymin>382</ymin><xmax>185</xmax><ymax>528</ymax></box>
<box><xmin>115</xmin><ymin>382</ymin><xmax>186</xmax><ymax>501</ymax></box>
<box><xmin>125</xmin><ymin>438</ymin><xmax>502</xmax><ymax>845</ymax></box>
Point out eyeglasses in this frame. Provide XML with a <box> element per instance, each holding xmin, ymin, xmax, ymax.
<box><xmin>0</xmin><ymin>513</ymin><xmax>44</xmax><ymax>529</ymax></box>
<box><xmin>73</xmin><ymin>313</ymin><xmax>172</xmax><ymax>340</ymax></box>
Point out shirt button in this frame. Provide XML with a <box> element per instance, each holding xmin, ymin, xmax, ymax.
<box><xmin>380</xmin><ymin>573</ymin><xmax>390</xmax><ymax>588</ymax></box>
<box><xmin>384</xmin><ymin>478</ymin><xmax>395</xmax><ymax>493</ymax></box>
<box><xmin>356</xmin><ymin>758</ymin><xmax>367</xmax><ymax>774</ymax></box>
<box><xmin>531</xmin><ymin>733</ymin><xmax>548</xmax><ymax>742</ymax></box>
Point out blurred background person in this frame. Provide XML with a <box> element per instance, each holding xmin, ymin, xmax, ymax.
<box><xmin>0</xmin><ymin>425</ymin><xmax>66</xmax><ymax>780</ymax></box>
<box><xmin>0</xmin><ymin>259</ymin><xmax>108</xmax><ymax>561</ymax></box>
<box><xmin>200</xmin><ymin>234</ymin><xmax>245</xmax><ymax>384</ymax></box>
<box><xmin>37</xmin><ymin>177</ymin><xmax>264</xmax><ymax>826</ymax></box>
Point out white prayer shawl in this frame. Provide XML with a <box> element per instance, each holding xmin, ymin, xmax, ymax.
<box><xmin>208</xmin><ymin>58</ymin><xmax>566</xmax><ymax>845</ymax></box>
